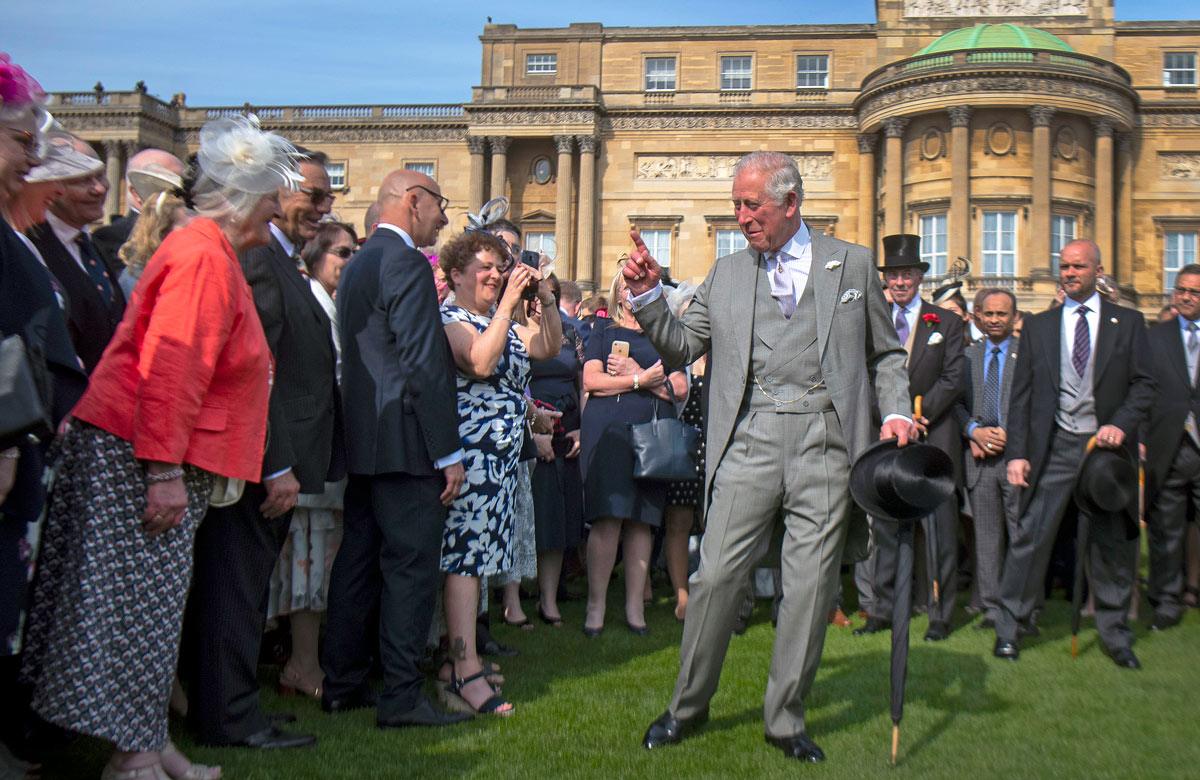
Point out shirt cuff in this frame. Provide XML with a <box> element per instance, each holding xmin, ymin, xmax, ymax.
<box><xmin>882</xmin><ymin>414</ymin><xmax>912</xmax><ymax>425</ymax></box>
<box><xmin>629</xmin><ymin>283</ymin><xmax>664</xmax><ymax>312</ymax></box>
<box><xmin>434</xmin><ymin>449</ymin><xmax>465</xmax><ymax>470</ymax></box>
<box><xmin>966</xmin><ymin>421</ymin><xmax>979</xmax><ymax>437</ymax></box>
<box><xmin>264</xmin><ymin>467</ymin><xmax>292</xmax><ymax>481</ymax></box>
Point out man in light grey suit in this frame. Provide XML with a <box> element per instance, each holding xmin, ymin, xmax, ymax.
<box><xmin>953</xmin><ymin>288</ymin><xmax>1021</xmax><ymax>627</ymax></box>
<box><xmin>626</xmin><ymin>152</ymin><xmax>913</xmax><ymax>762</ymax></box>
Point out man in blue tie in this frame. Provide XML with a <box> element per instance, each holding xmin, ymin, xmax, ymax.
<box><xmin>995</xmin><ymin>239</ymin><xmax>1155</xmax><ymax>668</ymax></box>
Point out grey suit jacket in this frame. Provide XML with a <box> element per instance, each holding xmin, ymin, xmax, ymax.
<box><xmin>956</xmin><ymin>337</ymin><xmax>1019</xmax><ymax>489</ymax></box>
<box><xmin>634</xmin><ymin>228</ymin><xmax>910</xmax><ymax>561</ymax></box>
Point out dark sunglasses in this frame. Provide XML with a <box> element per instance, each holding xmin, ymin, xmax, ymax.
<box><xmin>298</xmin><ymin>185</ymin><xmax>336</xmax><ymax>207</ymax></box>
<box><xmin>327</xmin><ymin>245</ymin><xmax>356</xmax><ymax>260</ymax></box>
<box><xmin>406</xmin><ymin>184</ymin><xmax>449</xmax><ymax>213</ymax></box>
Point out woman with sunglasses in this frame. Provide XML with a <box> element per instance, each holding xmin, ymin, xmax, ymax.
<box><xmin>267</xmin><ymin>220</ymin><xmax>356</xmax><ymax>701</ymax></box>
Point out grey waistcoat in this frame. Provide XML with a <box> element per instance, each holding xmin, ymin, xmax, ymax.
<box><xmin>1056</xmin><ymin>320</ymin><xmax>1098</xmax><ymax>434</ymax></box>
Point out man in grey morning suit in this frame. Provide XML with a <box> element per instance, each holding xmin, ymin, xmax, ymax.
<box><xmin>626</xmin><ymin>152</ymin><xmax>913</xmax><ymax>762</ymax></box>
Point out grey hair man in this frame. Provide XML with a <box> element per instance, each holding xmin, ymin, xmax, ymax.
<box><xmin>92</xmin><ymin>148</ymin><xmax>185</xmax><ymax>272</ymax></box>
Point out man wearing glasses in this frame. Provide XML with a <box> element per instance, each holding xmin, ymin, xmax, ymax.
<box><xmin>1144</xmin><ymin>264</ymin><xmax>1200</xmax><ymax>632</ymax></box>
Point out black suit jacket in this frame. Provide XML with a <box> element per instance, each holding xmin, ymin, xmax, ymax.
<box><xmin>1006</xmin><ymin>300</ymin><xmax>1155</xmax><ymax>520</ymax></box>
<box><xmin>26</xmin><ymin>222</ymin><xmax>126</xmax><ymax>374</ymax></box>
<box><xmin>91</xmin><ymin>210</ymin><xmax>136</xmax><ymax>275</ymax></box>
<box><xmin>337</xmin><ymin>228</ymin><xmax>460</xmax><ymax>476</ymax></box>
<box><xmin>953</xmin><ymin>336</ymin><xmax>1020</xmax><ymax>489</ymax></box>
<box><xmin>905</xmin><ymin>301</ymin><xmax>966</xmax><ymax>482</ymax></box>
<box><xmin>1144</xmin><ymin>318</ymin><xmax>1200</xmax><ymax>506</ymax></box>
<box><xmin>241</xmin><ymin>235</ymin><xmax>345</xmax><ymax>493</ymax></box>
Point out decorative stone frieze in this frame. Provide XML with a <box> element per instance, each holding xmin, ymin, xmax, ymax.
<box><xmin>903</xmin><ymin>0</ymin><xmax>1086</xmax><ymax>17</ymax></box>
<box><xmin>1159</xmin><ymin>153</ymin><xmax>1200</xmax><ymax>180</ymax></box>
<box><xmin>634</xmin><ymin>153</ymin><xmax>832</xmax><ymax>181</ymax></box>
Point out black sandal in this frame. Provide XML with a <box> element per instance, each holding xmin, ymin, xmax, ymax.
<box><xmin>446</xmin><ymin>668</ymin><xmax>514</xmax><ymax>717</ymax></box>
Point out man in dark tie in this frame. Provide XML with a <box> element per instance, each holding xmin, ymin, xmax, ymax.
<box><xmin>857</xmin><ymin>234</ymin><xmax>965</xmax><ymax>642</ymax></box>
<box><xmin>26</xmin><ymin>136</ymin><xmax>125</xmax><ymax>374</ymax></box>
<box><xmin>186</xmin><ymin>148</ymin><xmax>344</xmax><ymax>749</ymax></box>
<box><xmin>91</xmin><ymin>147</ymin><xmax>185</xmax><ymax>274</ymax></box>
<box><xmin>1144</xmin><ymin>263</ymin><xmax>1200</xmax><ymax>631</ymax></box>
<box><xmin>996</xmin><ymin>239</ymin><xmax>1155</xmax><ymax>668</ymax></box>
<box><xmin>953</xmin><ymin>288</ymin><xmax>1020</xmax><ymax>628</ymax></box>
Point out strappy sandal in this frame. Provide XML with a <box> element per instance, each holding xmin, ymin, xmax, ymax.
<box><xmin>161</xmin><ymin>742</ymin><xmax>221</xmax><ymax>780</ymax></box>
<box><xmin>444</xmin><ymin>667</ymin><xmax>514</xmax><ymax>717</ymax></box>
<box><xmin>437</xmin><ymin>658</ymin><xmax>504</xmax><ymax>688</ymax></box>
<box><xmin>277</xmin><ymin>668</ymin><xmax>323</xmax><ymax>701</ymax></box>
<box><xmin>100</xmin><ymin>763</ymin><xmax>170</xmax><ymax>780</ymax></box>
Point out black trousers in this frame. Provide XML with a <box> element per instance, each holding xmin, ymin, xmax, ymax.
<box><xmin>870</xmin><ymin>495</ymin><xmax>959</xmax><ymax>625</ymax></box>
<box><xmin>1147</xmin><ymin>438</ymin><xmax>1200</xmax><ymax>621</ymax></box>
<box><xmin>321</xmin><ymin>472</ymin><xmax>444</xmax><ymax>720</ymax></box>
<box><xmin>184</xmin><ymin>481</ymin><xmax>290</xmax><ymax>745</ymax></box>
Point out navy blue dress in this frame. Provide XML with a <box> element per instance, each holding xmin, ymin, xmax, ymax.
<box><xmin>580</xmin><ymin>320</ymin><xmax>677</xmax><ymax>528</ymax></box>
<box><xmin>529</xmin><ymin>325</ymin><xmax>585</xmax><ymax>551</ymax></box>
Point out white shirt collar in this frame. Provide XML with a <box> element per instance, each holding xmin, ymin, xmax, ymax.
<box><xmin>45</xmin><ymin>210</ymin><xmax>84</xmax><ymax>247</ymax></box>
<box><xmin>773</xmin><ymin>221</ymin><xmax>811</xmax><ymax>262</ymax></box>
<box><xmin>1179</xmin><ymin>316</ymin><xmax>1199</xmax><ymax>334</ymax></box>
<box><xmin>376</xmin><ymin>223</ymin><xmax>415</xmax><ymax>249</ymax></box>
<box><xmin>1063</xmin><ymin>290</ymin><xmax>1101</xmax><ymax>315</ymax></box>
<box><xmin>893</xmin><ymin>296</ymin><xmax>923</xmax><ymax>316</ymax></box>
<box><xmin>269</xmin><ymin>222</ymin><xmax>296</xmax><ymax>258</ymax></box>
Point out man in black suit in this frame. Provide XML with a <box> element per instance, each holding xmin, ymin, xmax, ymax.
<box><xmin>996</xmin><ymin>239</ymin><xmax>1155</xmax><ymax>668</ymax></box>
<box><xmin>1144</xmin><ymin>263</ymin><xmax>1200</xmax><ymax>631</ymax></box>
<box><xmin>185</xmin><ymin>149</ymin><xmax>344</xmax><ymax>748</ymax></box>
<box><xmin>26</xmin><ymin>137</ymin><xmax>125</xmax><ymax>374</ymax></box>
<box><xmin>322</xmin><ymin>169</ymin><xmax>468</xmax><ymax>728</ymax></box>
<box><xmin>858</xmin><ymin>234</ymin><xmax>965</xmax><ymax>642</ymax></box>
<box><xmin>953</xmin><ymin>288</ymin><xmax>1020</xmax><ymax>628</ymax></box>
<box><xmin>91</xmin><ymin>147</ymin><xmax>185</xmax><ymax>274</ymax></box>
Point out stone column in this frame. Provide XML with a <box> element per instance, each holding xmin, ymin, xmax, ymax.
<box><xmin>1116</xmin><ymin>132</ymin><xmax>1134</xmax><ymax>286</ymax></box>
<box><xmin>554</xmin><ymin>135</ymin><xmax>575</xmax><ymax>278</ymax></box>
<box><xmin>576</xmin><ymin>135</ymin><xmax>598</xmax><ymax>286</ymax></box>
<box><xmin>102</xmin><ymin>140</ymin><xmax>124</xmax><ymax>220</ymax></box>
<box><xmin>1093</xmin><ymin>118</ymin><xmax>1115</xmax><ymax>272</ymax></box>
<box><xmin>949</xmin><ymin>106</ymin><xmax>972</xmax><ymax>265</ymax></box>
<box><xmin>856</xmin><ymin>133</ymin><xmax>877</xmax><ymax>253</ymax></box>
<box><xmin>467</xmin><ymin>136</ymin><xmax>487</xmax><ymax>211</ymax></box>
<box><xmin>883</xmin><ymin>118</ymin><xmax>908</xmax><ymax>237</ymax></box>
<box><xmin>1029</xmin><ymin>106</ymin><xmax>1056</xmax><ymax>275</ymax></box>
<box><xmin>488</xmin><ymin>136</ymin><xmax>510</xmax><ymax>202</ymax></box>
<box><xmin>120</xmin><ymin>140</ymin><xmax>139</xmax><ymax>214</ymax></box>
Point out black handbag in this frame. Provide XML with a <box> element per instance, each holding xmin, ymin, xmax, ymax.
<box><xmin>0</xmin><ymin>332</ymin><xmax>52</xmax><ymax>450</ymax></box>
<box><xmin>629</xmin><ymin>379</ymin><xmax>701</xmax><ymax>482</ymax></box>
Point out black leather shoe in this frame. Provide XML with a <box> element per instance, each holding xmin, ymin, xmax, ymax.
<box><xmin>765</xmin><ymin>732</ymin><xmax>826</xmax><ymax>763</ymax></box>
<box><xmin>478</xmin><ymin>637</ymin><xmax>519</xmax><ymax>657</ymax></box>
<box><xmin>1150</xmin><ymin>612</ymin><xmax>1181</xmax><ymax>632</ymax></box>
<box><xmin>234</xmin><ymin>726</ymin><xmax>316</xmax><ymax>749</ymax></box>
<box><xmin>321</xmin><ymin>686</ymin><xmax>378</xmax><ymax>714</ymax></box>
<box><xmin>853</xmin><ymin>617</ymin><xmax>890</xmax><ymax>636</ymax></box>
<box><xmin>377</xmin><ymin>696</ymin><xmax>473</xmax><ymax>728</ymax></box>
<box><xmin>1104</xmin><ymin>646</ymin><xmax>1142</xmax><ymax>670</ymax></box>
<box><xmin>267</xmin><ymin>711</ymin><xmax>297</xmax><ymax>725</ymax></box>
<box><xmin>642</xmin><ymin>709</ymin><xmax>709</xmax><ymax>749</ymax></box>
<box><xmin>924</xmin><ymin>621</ymin><xmax>950</xmax><ymax>642</ymax></box>
<box><xmin>626</xmin><ymin>621</ymin><xmax>650</xmax><ymax>636</ymax></box>
<box><xmin>993</xmin><ymin>639</ymin><xmax>1020</xmax><ymax>661</ymax></box>
<box><xmin>582</xmin><ymin>624</ymin><xmax>603</xmax><ymax>639</ymax></box>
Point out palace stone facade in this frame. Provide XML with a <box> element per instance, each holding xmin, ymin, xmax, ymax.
<box><xmin>49</xmin><ymin>0</ymin><xmax>1200</xmax><ymax>310</ymax></box>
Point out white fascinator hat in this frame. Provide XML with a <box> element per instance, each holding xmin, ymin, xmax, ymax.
<box><xmin>189</xmin><ymin>114</ymin><xmax>303</xmax><ymax>221</ymax></box>
<box><xmin>24</xmin><ymin>122</ymin><xmax>103</xmax><ymax>184</ymax></box>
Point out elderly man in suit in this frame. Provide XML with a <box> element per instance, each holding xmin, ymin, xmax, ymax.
<box><xmin>625</xmin><ymin>151</ymin><xmax>912</xmax><ymax>762</ymax></box>
<box><xmin>953</xmin><ymin>288</ymin><xmax>1020</xmax><ymax>628</ymax></box>
<box><xmin>1144</xmin><ymin>263</ymin><xmax>1200</xmax><ymax>631</ymax></box>
<box><xmin>26</xmin><ymin>136</ymin><xmax>125</xmax><ymax>373</ymax></box>
<box><xmin>856</xmin><ymin>235</ymin><xmax>965</xmax><ymax>642</ymax></box>
<box><xmin>996</xmin><ymin>239</ymin><xmax>1155</xmax><ymax>668</ymax></box>
<box><xmin>91</xmin><ymin>147</ymin><xmax>185</xmax><ymax>274</ymax></box>
<box><xmin>321</xmin><ymin>169</ymin><xmax>469</xmax><ymax>728</ymax></box>
<box><xmin>185</xmin><ymin>148</ymin><xmax>345</xmax><ymax>748</ymax></box>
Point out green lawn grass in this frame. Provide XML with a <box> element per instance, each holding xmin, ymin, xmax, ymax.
<box><xmin>44</xmin><ymin>574</ymin><xmax>1200</xmax><ymax>779</ymax></box>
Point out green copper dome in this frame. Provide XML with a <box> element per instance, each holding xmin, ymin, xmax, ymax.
<box><xmin>917</xmin><ymin>24</ymin><xmax>1074</xmax><ymax>55</ymax></box>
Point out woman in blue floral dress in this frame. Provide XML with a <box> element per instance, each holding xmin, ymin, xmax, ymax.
<box><xmin>438</xmin><ymin>231</ymin><xmax>562</xmax><ymax>716</ymax></box>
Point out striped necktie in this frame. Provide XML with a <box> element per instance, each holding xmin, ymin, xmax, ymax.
<box><xmin>1071</xmin><ymin>305</ymin><xmax>1090</xmax><ymax>376</ymax></box>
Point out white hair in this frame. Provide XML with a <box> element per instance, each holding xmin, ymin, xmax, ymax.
<box><xmin>733</xmin><ymin>151</ymin><xmax>804</xmax><ymax>205</ymax></box>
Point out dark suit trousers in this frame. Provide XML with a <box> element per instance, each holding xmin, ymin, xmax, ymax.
<box><xmin>967</xmin><ymin>458</ymin><xmax>1021</xmax><ymax>619</ymax></box>
<box><xmin>321</xmin><ymin>472</ymin><xmax>444</xmax><ymax>720</ymax></box>
<box><xmin>995</xmin><ymin>428</ymin><xmax>1137</xmax><ymax>650</ymax></box>
<box><xmin>185</xmin><ymin>482</ymin><xmax>290</xmax><ymax>744</ymax></box>
<box><xmin>1147</xmin><ymin>439</ymin><xmax>1200</xmax><ymax>622</ymax></box>
<box><xmin>871</xmin><ymin>496</ymin><xmax>959</xmax><ymax>625</ymax></box>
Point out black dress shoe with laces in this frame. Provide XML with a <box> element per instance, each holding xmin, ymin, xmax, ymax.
<box><xmin>1104</xmin><ymin>646</ymin><xmax>1142</xmax><ymax>670</ymax></box>
<box><xmin>642</xmin><ymin>709</ymin><xmax>709</xmax><ymax>749</ymax></box>
<box><xmin>853</xmin><ymin>617</ymin><xmax>890</xmax><ymax>636</ymax></box>
<box><xmin>321</xmin><ymin>686</ymin><xmax>378</xmax><ymax>714</ymax></box>
<box><xmin>924</xmin><ymin>621</ymin><xmax>950</xmax><ymax>642</ymax></box>
<box><xmin>1150</xmin><ymin>612</ymin><xmax>1181</xmax><ymax>632</ymax></box>
<box><xmin>765</xmin><ymin>732</ymin><xmax>826</xmax><ymax>763</ymax></box>
<box><xmin>234</xmin><ymin>726</ymin><xmax>316</xmax><ymax>749</ymax></box>
<box><xmin>377</xmin><ymin>696</ymin><xmax>473</xmax><ymax>728</ymax></box>
<box><xmin>993</xmin><ymin>639</ymin><xmax>1020</xmax><ymax>660</ymax></box>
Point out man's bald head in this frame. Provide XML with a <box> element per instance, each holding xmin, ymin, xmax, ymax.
<box><xmin>377</xmin><ymin>169</ymin><xmax>448</xmax><ymax>248</ymax></box>
<box><xmin>125</xmin><ymin>148</ymin><xmax>184</xmax><ymax>210</ymax></box>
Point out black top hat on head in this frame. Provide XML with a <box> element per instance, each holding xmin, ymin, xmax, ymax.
<box><xmin>850</xmin><ymin>438</ymin><xmax>956</xmax><ymax>521</ymax></box>
<box><xmin>878</xmin><ymin>234</ymin><xmax>928</xmax><ymax>273</ymax></box>
<box><xmin>1074</xmin><ymin>442</ymin><xmax>1139</xmax><ymax>537</ymax></box>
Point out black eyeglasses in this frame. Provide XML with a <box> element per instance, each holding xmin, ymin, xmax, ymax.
<box><xmin>1176</xmin><ymin>285</ymin><xmax>1200</xmax><ymax>298</ymax></box>
<box><xmin>298</xmin><ymin>185</ymin><xmax>336</xmax><ymax>207</ymax></box>
<box><xmin>406</xmin><ymin>185</ymin><xmax>449</xmax><ymax>214</ymax></box>
<box><xmin>327</xmin><ymin>246</ymin><xmax>355</xmax><ymax>260</ymax></box>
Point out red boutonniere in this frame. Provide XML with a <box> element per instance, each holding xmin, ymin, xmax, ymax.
<box><xmin>922</xmin><ymin>312</ymin><xmax>940</xmax><ymax>328</ymax></box>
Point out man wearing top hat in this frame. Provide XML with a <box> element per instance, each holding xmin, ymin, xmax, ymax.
<box><xmin>622</xmin><ymin>151</ymin><xmax>913</xmax><ymax>762</ymax></box>
<box><xmin>995</xmin><ymin>239</ymin><xmax>1155</xmax><ymax>668</ymax></box>
<box><xmin>1143</xmin><ymin>263</ymin><xmax>1200</xmax><ymax>632</ymax></box>
<box><xmin>857</xmin><ymin>235</ymin><xmax>965</xmax><ymax>642</ymax></box>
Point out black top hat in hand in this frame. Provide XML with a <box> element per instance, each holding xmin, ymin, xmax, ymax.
<box><xmin>878</xmin><ymin>234</ymin><xmax>928</xmax><ymax>273</ymax></box>
<box><xmin>1074</xmin><ymin>443</ymin><xmax>1139</xmax><ymax>538</ymax></box>
<box><xmin>850</xmin><ymin>438</ymin><xmax>955</xmax><ymax>521</ymax></box>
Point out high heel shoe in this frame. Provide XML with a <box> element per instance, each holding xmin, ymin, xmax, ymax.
<box><xmin>582</xmin><ymin>624</ymin><xmax>603</xmax><ymax>638</ymax></box>
<box><xmin>538</xmin><ymin>605</ymin><xmax>564</xmax><ymax>627</ymax></box>
<box><xmin>277</xmin><ymin>668</ymin><xmax>323</xmax><ymax>702</ymax></box>
<box><xmin>625</xmin><ymin>620</ymin><xmax>650</xmax><ymax>637</ymax></box>
<box><xmin>444</xmin><ymin>666</ymin><xmax>514</xmax><ymax>716</ymax></box>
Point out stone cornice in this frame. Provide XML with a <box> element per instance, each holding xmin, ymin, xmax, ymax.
<box><xmin>481</xmin><ymin>22</ymin><xmax>877</xmax><ymax>44</ymax></box>
<box><xmin>603</xmin><ymin>110</ymin><xmax>858</xmax><ymax>131</ymax></box>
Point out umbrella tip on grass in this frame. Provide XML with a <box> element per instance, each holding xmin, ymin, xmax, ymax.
<box><xmin>1071</xmin><ymin>635</ymin><xmax>1079</xmax><ymax>659</ymax></box>
<box><xmin>891</xmin><ymin>724</ymin><xmax>900</xmax><ymax>765</ymax></box>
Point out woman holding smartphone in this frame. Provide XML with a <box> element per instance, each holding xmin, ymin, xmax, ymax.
<box><xmin>580</xmin><ymin>269</ymin><xmax>687</xmax><ymax>637</ymax></box>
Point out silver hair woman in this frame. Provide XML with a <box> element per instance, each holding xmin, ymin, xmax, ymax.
<box><xmin>21</xmin><ymin>115</ymin><xmax>301</xmax><ymax>780</ymax></box>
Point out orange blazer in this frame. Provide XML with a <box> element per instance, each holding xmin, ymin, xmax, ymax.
<box><xmin>72</xmin><ymin>217</ymin><xmax>272</xmax><ymax>482</ymax></box>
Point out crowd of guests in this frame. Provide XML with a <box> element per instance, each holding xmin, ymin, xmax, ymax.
<box><xmin>1</xmin><ymin>51</ymin><xmax>1198</xmax><ymax>778</ymax></box>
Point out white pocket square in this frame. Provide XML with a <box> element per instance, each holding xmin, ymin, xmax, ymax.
<box><xmin>825</xmin><ymin>260</ymin><xmax>842</xmax><ymax>271</ymax></box>
<box><xmin>839</xmin><ymin>288</ymin><xmax>862</xmax><ymax>304</ymax></box>
<box><xmin>927</xmin><ymin>332</ymin><xmax>944</xmax><ymax>346</ymax></box>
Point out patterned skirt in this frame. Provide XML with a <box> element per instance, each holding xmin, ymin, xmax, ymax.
<box><xmin>20</xmin><ymin>423</ymin><xmax>213</xmax><ymax>752</ymax></box>
<box><xmin>493</xmin><ymin>461</ymin><xmax>537</xmax><ymax>586</ymax></box>
<box><xmin>267</xmin><ymin>480</ymin><xmax>345</xmax><ymax>618</ymax></box>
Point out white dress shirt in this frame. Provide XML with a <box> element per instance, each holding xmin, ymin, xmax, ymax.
<box><xmin>766</xmin><ymin>221</ymin><xmax>813</xmax><ymax>309</ymax></box>
<box><xmin>1061</xmin><ymin>290</ymin><xmax>1101</xmax><ymax>366</ymax></box>
<box><xmin>377</xmin><ymin>223</ymin><xmax>415</xmax><ymax>248</ymax></box>
<box><xmin>269</xmin><ymin>222</ymin><xmax>296</xmax><ymax>259</ymax></box>
<box><xmin>45</xmin><ymin>210</ymin><xmax>90</xmax><ymax>275</ymax></box>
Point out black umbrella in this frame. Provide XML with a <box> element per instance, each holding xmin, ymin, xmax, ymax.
<box><xmin>890</xmin><ymin>517</ymin><xmax>915</xmax><ymax>765</ymax></box>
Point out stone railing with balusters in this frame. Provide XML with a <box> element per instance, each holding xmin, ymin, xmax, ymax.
<box><xmin>862</xmin><ymin>48</ymin><xmax>1133</xmax><ymax>93</ymax></box>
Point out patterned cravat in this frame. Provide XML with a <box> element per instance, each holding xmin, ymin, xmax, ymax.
<box><xmin>894</xmin><ymin>305</ymin><xmax>910</xmax><ymax>347</ymax></box>
<box><xmin>982</xmin><ymin>345</ymin><xmax>1002</xmax><ymax>426</ymax></box>
<box><xmin>770</xmin><ymin>253</ymin><xmax>796</xmax><ymax>318</ymax></box>
<box><xmin>1072</xmin><ymin>305</ymin><xmax>1090</xmax><ymax>377</ymax></box>
<box><xmin>75</xmin><ymin>231</ymin><xmax>115</xmax><ymax>304</ymax></box>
